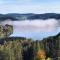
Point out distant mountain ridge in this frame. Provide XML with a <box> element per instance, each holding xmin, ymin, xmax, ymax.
<box><xmin>0</xmin><ymin>13</ymin><xmax>60</xmax><ymax>21</ymax></box>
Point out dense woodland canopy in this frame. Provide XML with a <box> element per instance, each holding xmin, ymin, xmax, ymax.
<box><xmin>0</xmin><ymin>24</ymin><xmax>60</xmax><ymax>60</ymax></box>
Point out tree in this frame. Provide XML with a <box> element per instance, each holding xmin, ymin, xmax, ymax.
<box><xmin>32</xmin><ymin>40</ymin><xmax>46</xmax><ymax>60</ymax></box>
<box><xmin>0</xmin><ymin>24</ymin><xmax>13</xmax><ymax>38</ymax></box>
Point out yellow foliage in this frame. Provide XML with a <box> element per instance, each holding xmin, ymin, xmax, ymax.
<box><xmin>36</xmin><ymin>50</ymin><xmax>46</xmax><ymax>59</ymax></box>
<box><xmin>47</xmin><ymin>57</ymin><xmax>52</xmax><ymax>60</ymax></box>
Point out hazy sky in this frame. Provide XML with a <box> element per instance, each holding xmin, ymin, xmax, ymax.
<box><xmin>0</xmin><ymin>0</ymin><xmax>60</xmax><ymax>14</ymax></box>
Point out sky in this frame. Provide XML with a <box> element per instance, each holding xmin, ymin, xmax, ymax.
<box><xmin>0</xmin><ymin>0</ymin><xmax>60</xmax><ymax>14</ymax></box>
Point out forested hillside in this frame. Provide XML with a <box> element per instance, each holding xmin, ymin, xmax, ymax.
<box><xmin>0</xmin><ymin>13</ymin><xmax>60</xmax><ymax>21</ymax></box>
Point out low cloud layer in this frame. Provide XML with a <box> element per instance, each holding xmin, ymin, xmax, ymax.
<box><xmin>0</xmin><ymin>19</ymin><xmax>60</xmax><ymax>32</ymax></box>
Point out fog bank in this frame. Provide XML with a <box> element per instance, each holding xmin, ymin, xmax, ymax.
<box><xmin>0</xmin><ymin>19</ymin><xmax>60</xmax><ymax>32</ymax></box>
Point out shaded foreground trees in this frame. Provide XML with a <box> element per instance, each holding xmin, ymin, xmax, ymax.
<box><xmin>0</xmin><ymin>39</ymin><xmax>51</xmax><ymax>60</ymax></box>
<box><xmin>0</xmin><ymin>33</ymin><xmax>59</xmax><ymax>60</ymax></box>
<box><xmin>0</xmin><ymin>40</ymin><xmax>23</xmax><ymax>60</ymax></box>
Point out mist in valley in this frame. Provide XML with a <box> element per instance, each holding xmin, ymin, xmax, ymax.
<box><xmin>0</xmin><ymin>19</ymin><xmax>60</xmax><ymax>40</ymax></box>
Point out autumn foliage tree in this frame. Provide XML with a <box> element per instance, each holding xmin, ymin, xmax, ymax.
<box><xmin>36</xmin><ymin>50</ymin><xmax>46</xmax><ymax>60</ymax></box>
